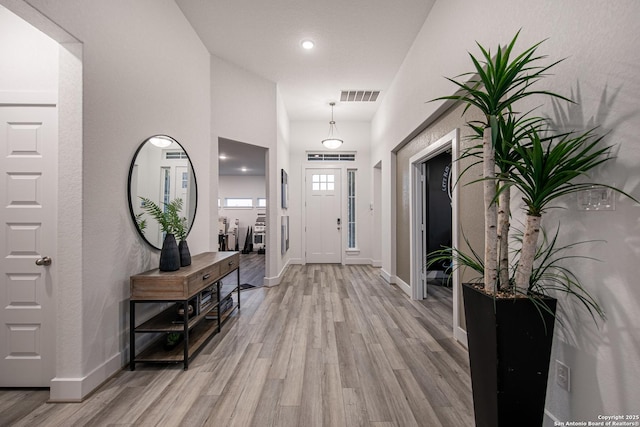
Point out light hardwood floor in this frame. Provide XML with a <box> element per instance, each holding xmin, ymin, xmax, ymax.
<box><xmin>0</xmin><ymin>264</ymin><xmax>472</xmax><ymax>427</ymax></box>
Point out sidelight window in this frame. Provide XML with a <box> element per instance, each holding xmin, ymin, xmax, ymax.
<box><xmin>347</xmin><ymin>169</ymin><xmax>356</xmax><ymax>249</ymax></box>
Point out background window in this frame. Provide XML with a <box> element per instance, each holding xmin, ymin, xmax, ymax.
<box><xmin>224</xmin><ymin>198</ymin><xmax>253</xmax><ymax>208</ymax></box>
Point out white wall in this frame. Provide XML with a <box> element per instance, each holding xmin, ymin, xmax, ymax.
<box><xmin>290</xmin><ymin>120</ymin><xmax>372</xmax><ymax>264</ymax></box>
<box><xmin>211</xmin><ymin>56</ymin><xmax>290</xmax><ymax>285</ymax></box>
<box><xmin>7</xmin><ymin>0</ymin><xmax>212</xmax><ymax>400</ymax></box>
<box><xmin>0</xmin><ymin>6</ymin><xmax>57</xmax><ymax>91</ymax></box>
<box><xmin>276</xmin><ymin>88</ymin><xmax>291</xmax><ymax>273</ymax></box>
<box><xmin>372</xmin><ymin>0</ymin><xmax>640</xmax><ymax>422</ymax></box>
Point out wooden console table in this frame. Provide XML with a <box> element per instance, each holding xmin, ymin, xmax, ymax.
<box><xmin>129</xmin><ymin>251</ymin><xmax>240</xmax><ymax>370</ymax></box>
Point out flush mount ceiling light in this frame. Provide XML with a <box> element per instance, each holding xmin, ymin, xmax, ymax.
<box><xmin>321</xmin><ymin>102</ymin><xmax>343</xmax><ymax>150</ymax></box>
<box><xmin>301</xmin><ymin>39</ymin><xmax>315</xmax><ymax>50</ymax></box>
<box><xmin>149</xmin><ymin>135</ymin><xmax>173</xmax><ymax>148</ymax></box>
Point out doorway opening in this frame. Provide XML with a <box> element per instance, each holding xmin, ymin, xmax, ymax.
<box><xmin>217</xmin><ymin>138</ymin><xmax>267</xmax><ymax>288</ymax></box>
<box><xmin>409</xmin><ymin>129</ymin><xmax>464</xmax><ymax>342</ymax></box>
<box><xmin>422</xmin><ymin>150</ymin><xmax>452</xmax><ymax>290</ymax></box>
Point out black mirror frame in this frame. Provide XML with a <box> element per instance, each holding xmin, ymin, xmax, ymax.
<box><xmin>127</xmin><ymin>135</ymin><xmax>198</xmax><ymax>250</ymax></box>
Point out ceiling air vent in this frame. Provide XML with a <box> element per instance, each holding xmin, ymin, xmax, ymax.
<box><xmin>308</xmin><ymin>152</ymin><xmax>356</xmax><ymax>162</ymax></box>
<box><xmin>340</xmin><ymin>90</ymin><xmax>380</xmax><ymax>102</ymax></box>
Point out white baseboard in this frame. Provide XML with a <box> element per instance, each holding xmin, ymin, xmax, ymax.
<box><xmin>371</xmin><ymin>259</ymin><xmax>382</xmax><ymax>267</ymax></box>
<box><xmin>264</xmin><ymin>274</ymin><xmax>281</xmax><ymax>287</ymax></box>
<box><xmin>544</xmin><ymin>409</ymin><xmax>561</xmax><ymax>425</ymax></box>
<box><xmin>264</xmin><ymin>257</ymin><xmax>297</xmax><ymax>287</ymax></box>
<box><xmin>380</xmin><ymin>268</ymin><xmax>393</xmax><ymax>284</ymax></box>
<box><xmin>344</xmin><ymin>257</ymin><xmax>371</xmax><ymax>265</ymax></box>
<box><xmin>49</xmin><ymin>351</ymin><xmax>121</xmax><ymax>402</ymax></box>
<box><xmin>395</xmin><ymin>276</ymin><xmax>411</xmax><ymax>297</ymax></box>
<box><xmin>454</xmin><ymin>326</ymin><xmax>468</xmax><ymax>348</ymax></box>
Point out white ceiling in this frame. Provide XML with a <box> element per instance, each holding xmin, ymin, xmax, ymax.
<box><xmin>175</xmin><ymin>0</ymin><xmax>435</xmax><ymax>122</ymax></box>
<box><xmin>218</xmin><ymin>137</ymin><xmax>267</xmax><ymax>176</ymax></box>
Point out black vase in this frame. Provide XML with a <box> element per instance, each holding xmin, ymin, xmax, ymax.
<box><xmin>159</xmin><ymin>233</ymin><xmax>180</xmax><ymax>271</ymax></box>
<box><xmin>179</xmin><ymin>239</ymin><xmax>191</xmax><ymax>267</ymax></box>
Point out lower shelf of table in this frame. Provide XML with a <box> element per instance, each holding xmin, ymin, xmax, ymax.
<box><xmin>132</xmin><ymin>303</ymin><xmax>239</xmax><ymax>365</ymax></box>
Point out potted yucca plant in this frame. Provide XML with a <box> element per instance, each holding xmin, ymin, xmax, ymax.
<box><xmin>429</xmin><ymin>31</ymin><xmax>636</xmax><ymax>427</ymax></box>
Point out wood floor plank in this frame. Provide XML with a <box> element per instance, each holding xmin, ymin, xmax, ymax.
<box><xmin>227</xmin><ymin>357</ymin><xmax>270</xmax><ymax>427</ymax></box>
<box><xmin>249</xmin><ymin>378</ymin><xmax>284</xmax><ymax>427</ymax></box>
<box><xmin>334</xmin><ymin>320</ymin><xmax>361</xmax><ymax>389</ymax></box>
<box><xmin>177</xmin><ymin>395</ymin><xmax>220</xmax><ymax>427</ymax></box>
<box><xmin>342</xmin><ymin>387</ymin><xmax>368</xmax><ymax>427</ymax></box>
<box><xmin>3</xmin><ymin>264</ymin><xmax>472</xmax><ymax>427</ymax></box>
<box><xmin>368</xmin><ymin>342</ymin><xmax>420</xmax><ymax>427</ymax></box>
<box><xmin>351</xmin><ymin>333</ymin><xmax>392</xmax><ymax>423</ymax></box>
<box><xmin>322</xmin><ymin>363</ymin><xmax>347</xmax><ymax>427</ymax></box>
<box><xmin>204</xmin><ymin>342</ymin><xmax>263</xmax><ymax>425</ymax></box>
<box><xmin>279</xmin><ymin>300</ymin><xmax>309</xmax><ymax>406</ymax></box>
<box><xmin>297</xmin><ymin>347</ymin><xmax>323</xmax><ymax>427</ymax></box>
<box><xmin>394</xmin><ymin>368</ymin><xmax>444</xmax><ymax>427</ymax></box>
<box><xmin>133</xmin><ymin>371</ymin><xmax>214</xmax><ymax>426</ymax></box>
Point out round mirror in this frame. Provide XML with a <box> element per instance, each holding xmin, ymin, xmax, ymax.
<box><xmin>128</xmin><ymin>135</ymin><xmax>198</xmax><ymax>250</ymax></box>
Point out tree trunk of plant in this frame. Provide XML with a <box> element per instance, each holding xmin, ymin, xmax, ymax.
<box><xmin>497</xmin><ymin>187</ymin><xmax>510</xmax><ymax>290</ymax></box>
<box><xmin>515</xmin><ymin>214</ymin><xmax>541</xmax><ymax>293</ymax></box>
<box><xmin>483</xmin><ymin>125</ymin><xmax>498</xmax><ymax>293</ymax></box>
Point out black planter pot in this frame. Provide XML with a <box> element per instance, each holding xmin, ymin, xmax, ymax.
<box><xmin>179</xmin><ymin>239</ymin><xmax>191</xmax><ymax>267</ymax></box>
<box><xmin>159</xmin><ymin>233</ymin><xmax>180</xmax><ymax>272</ymax></box>
<box><xmin>462</xmin><ymin>283</ymin><xmax>557</xmax><ymax>427</ymax></box>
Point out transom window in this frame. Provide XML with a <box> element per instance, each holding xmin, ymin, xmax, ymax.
<box><xmin>312</xmin><ymin>174</ymin><xmax>335</xmax><ymax>191</ymax></box>
<box><xmin>224</xmin><ymin>198</ymin><xmax>253</xmax><ymax>208</ymax></box>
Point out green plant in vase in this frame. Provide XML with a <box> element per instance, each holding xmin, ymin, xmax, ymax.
<box><xmin>428</xmin><ymin>31</ymin><xmax>637</xmax><ymax>427</ymax></box>
<box><xmin>139</xmin><ymin>197</ymin><xmax>185</xmax><ymax>271</ymax></box>
<box><xmin>168</xmin><ymin>199</ymin><xmax>191</xmax><ymax>267</ymax></box>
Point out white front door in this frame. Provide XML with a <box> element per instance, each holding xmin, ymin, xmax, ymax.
<box><xmin>305</xmin><ymin>168</ymin><xmax>342</xmax><ymax>263</ymax></box>
<box><xmin>0</xmin><ymin>101</ymin><xmax>57</xmax><ymax>386</ymax></box>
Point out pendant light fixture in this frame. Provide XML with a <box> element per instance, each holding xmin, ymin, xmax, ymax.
<box><xmin>321</xmin><ymin>102</ymin><xmax>343</xmax><ymax>149</ymax></box>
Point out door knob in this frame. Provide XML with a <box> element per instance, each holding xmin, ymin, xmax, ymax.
<box><xmin>35</xmin><ymin>256</ymin><xmax>52</xmax><ymax>266</ymax></box>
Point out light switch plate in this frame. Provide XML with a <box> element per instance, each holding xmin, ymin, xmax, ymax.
<box><xmin>556</xmin><ymin>360</ymin><xmax>570</xmax><ymax>391</ymax></box>
<box><xmin>577</xmin><ymin>186</ymin><xmax>615</xmax><ymax>211</ymax></box>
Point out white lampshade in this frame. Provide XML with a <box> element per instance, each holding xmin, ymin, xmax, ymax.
<box><xmin>322</xmin><ymin>137</ymin><xmax>343</xmax><ymax>149</ymax></box>
<box><xmin>149</xmin><ymin>136</ymin><xmax>173</xmax><ymax>148</ymax></box>
<box><xmin>322</xmin><ymin>102</ymin><xmax>343</xmax><ymax>149</ymax></box>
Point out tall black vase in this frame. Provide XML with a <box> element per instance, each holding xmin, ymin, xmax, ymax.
<box><xmin>159</xmin><ymin>233</ymin><xmax>180</xmax><ymax>272</ymax></box>
<box><xmin>179</xmin><ymin>239</ymin><xmax>191</xmax><ymax>267</ymax></box>
<box><xmin>463</xmin><ymin>283</ymin><xmax>557</xmax><ymax>427</ymax></box>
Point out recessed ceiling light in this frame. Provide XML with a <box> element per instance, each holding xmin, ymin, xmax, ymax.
<box><xmin>301</xmin><ymin>40</ymin><xmax>314</xmax><ymax>50</ymax></box>
<box><xmin>241</xmin><ymin>167</ymin><xmax>248</xmax><ymax>172</ymax></box>
<box><xmin>219</xmin><ymin>154</ymin><xmax>227</xmax><ymax>160</ymax></box>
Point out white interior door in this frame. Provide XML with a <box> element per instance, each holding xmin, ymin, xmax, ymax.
<box><xmin>305</xmin><ymin>168</ymin><xmax>342</xmax><ymax>263</ymax></box>
<box><xmin>0</xmin><ymin>102</ymin><xmax>57</xmax><ymax>386</ymax></box>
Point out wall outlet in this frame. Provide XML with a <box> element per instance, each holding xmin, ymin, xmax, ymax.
<box><xmin>556</xmin><ymin>360</ymin><xmax>570</xmax><ymax>391</ymax></box>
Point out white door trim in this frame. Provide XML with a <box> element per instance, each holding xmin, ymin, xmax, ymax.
<box><xmin>409</xmin><ymin>129</ymin><xmax>466</xmax><ymax>344</ymax></box>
